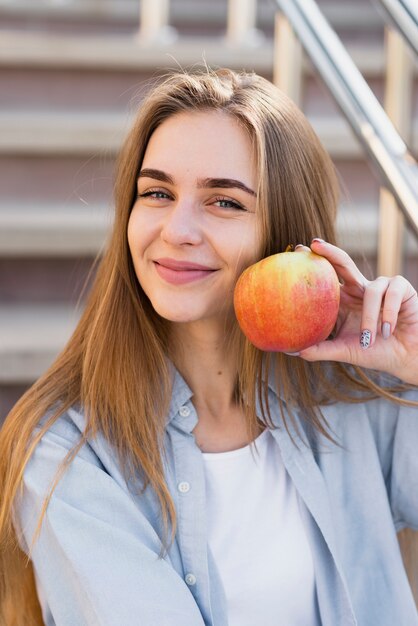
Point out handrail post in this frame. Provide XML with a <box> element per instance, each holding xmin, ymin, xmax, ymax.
<box><xmin>377</xmin><ymin>27</ymin><xmax>413</xmax><ymax>276</ymax></box>
<box><xmin>273</xmin><ymin>13</ymin><xmax>303</xmax><ymax>107</ymax></box>
<box><xmin>376</xmin><ymin>0</ymin><xmax>418</xmax><ymax>58</ymax></box>
<box><xmin>226</xmin><ymin>0</ymin><xmax>263</xmax><ymax>46</ymax></box>
<box><xmin>138</xmin><ymin>0</ymin><xmax>177</xmax><ymax>44</ymax></box>
<box><xmin>272</xmin><ymin>0</ymin><xmax>418</xmax><ymax>241</ymax></box>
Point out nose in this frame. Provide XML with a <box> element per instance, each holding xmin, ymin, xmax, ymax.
<box><xmin>160</xmin><ymin>199</ymin><xmax>203</xmax><ymax>246</ymax></box>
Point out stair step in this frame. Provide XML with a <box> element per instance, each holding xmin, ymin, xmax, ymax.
<box><xmin>0</xmin><ymin>153</ymin><xmax>114</xmax><ymax>205</ymax></box>
<box><xmin>0</xmin><ymin>111</ymin><xmax>129</xmax><ymax>155</ymax></box>
<box><xmin>1</xmin><ymin>224</ymin><xmax>417</xmax><ymax>384</ymax></box>
<box><xmin>0</xmin><ymin>0</ymin><xmax>383</xmax><ymax>32</ymax></box>
<box><xmin>0</xmin><ymin>205</ymin><xmax>111</xmax><ymax>256</ymax></box>
<box><xmin>0</xmin><ymin>257</ymin><xmax>95</xmax><ymax>304</ymax></box>
<box><xmin>2</xmin><ymin>112</ymin><xmax>417</xmax><ymax>158</ymax></box>
<box><xmin>0</xmin><ymin>304</ymin><xmax>82</xmax><ymax>383</ymax></box>
<box><xmin>0</xmin><ymin>30</ymin><xmax>389</xmax><ymax>77</ymax></box>
<box><xmin>0</xmin><ymin>203</ymin><xmax>417</xmax><ymax>257</ymax></box>
<box><xmin>0</xmin><ymin>30</ymin><xmax>275</xmax><ymax>72</ymax></box>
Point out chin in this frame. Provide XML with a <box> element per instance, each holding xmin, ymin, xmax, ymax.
<box><xmin>149</xmin><ymin>301</ymin><xmax>203</xmax><ymax>323</ymax></box>
<box><xmin>144</xmin><ymin>290</ymin><xmax>233</xmax><ymax>324</ymax></box>
<box><xmin>163</xmin><ymin>313</ymin><xmax>199</xmax><ymax>323</ymax></box>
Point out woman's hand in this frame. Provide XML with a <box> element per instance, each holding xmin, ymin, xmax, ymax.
<box><xmin>292</xmin><ymin>239</ymin><xmax>418</xmax><ymax>386</ymax></box>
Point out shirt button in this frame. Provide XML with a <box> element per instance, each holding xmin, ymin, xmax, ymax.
<box><xmin>179</xmin><ymin>405</ymin><xmax>190</xmax><ymax>417</ymax></box>
<box><xmin>178</xmin><ymin>481</ymin><xmax>190</xmax><ymax>493</ymax></box>
<box><xmin>185</xmin><ymin>573</ymin><xmax>196</xmax><ymax>586</ymax></box>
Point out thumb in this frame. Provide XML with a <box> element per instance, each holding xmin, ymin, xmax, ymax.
<box><xmin>298</xmin><ymin>337</ymin><xmax>354</xmax><ymax>363</ymax></box>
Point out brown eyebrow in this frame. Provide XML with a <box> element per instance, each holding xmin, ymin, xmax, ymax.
<box><xmin>137</xmin><ymin>168</ymin><xmax>257</xmax><ymax>197</ymax></box>
<box><xmin>138</xmin><ymin>169</ymin><xmax>174</xmax><ymax>185</ymax></box>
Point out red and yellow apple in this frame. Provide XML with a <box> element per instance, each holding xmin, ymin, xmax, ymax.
<box><xmin>233</xmin><ymin>247</ymin><xmax>340</xmax><ymax>352</ymax></box>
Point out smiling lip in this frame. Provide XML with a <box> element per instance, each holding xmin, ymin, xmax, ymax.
<box><xmin>153</xmin><ymin>258</ymin><xmax>218</xmax><ymax>285</ymax></box>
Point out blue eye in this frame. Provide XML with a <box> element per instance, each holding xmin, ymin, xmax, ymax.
<box><xmin>138</xmin><ymin>190</ymin><xmax>170</xmax><ymax>199</ymax></box>
<box><xmin>214</xmin><ymin>197</ymin><xmax>246</xmax><ymax>211</ymax></box>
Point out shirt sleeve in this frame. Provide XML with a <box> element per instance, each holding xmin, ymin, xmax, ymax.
<box><xmin>14</xmin><ymin>416</ymin><xmax>206</xmax><ymax>626</ymax></box>
<box><xmin>389</xmin><ymin>388</ymin><xmax>418</xmax><ymax>532</ymax></box>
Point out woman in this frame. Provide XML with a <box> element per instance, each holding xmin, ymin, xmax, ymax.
<box><xmin>0</xmin><ymin>68</ymin><xmax>417</xmax><ymax>626</ymax></box>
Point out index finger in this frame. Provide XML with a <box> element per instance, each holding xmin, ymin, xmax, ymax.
<box><xmin>310</xmin><ymin>238</ymin><xmax>367</xmax><ymax>290</ymax></box>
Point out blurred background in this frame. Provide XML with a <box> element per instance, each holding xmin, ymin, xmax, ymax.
<box><xmin>1</xmin><ymin>0</ymin><xmax>417</xmax><ymax>419</ymax></box>
<box><xmin>0</xmin><ymin>0</ymin><xmax>417</xmax><ymax>596</ymax></box>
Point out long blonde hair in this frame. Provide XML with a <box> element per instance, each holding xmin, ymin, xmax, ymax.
<box><xmin>0</xmin><ymin>67</ymin><xmax>413</xmax><ymax>625</ymax></box>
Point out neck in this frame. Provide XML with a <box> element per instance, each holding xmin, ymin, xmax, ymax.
<box><xmin>169</xmin><ymin>318</ymin><xmax>239</xmax><ymax>419</ymax></box>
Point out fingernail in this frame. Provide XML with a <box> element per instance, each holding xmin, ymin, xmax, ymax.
<box><xmin>311</xmin><ymin>238</ymin><xmax>325</xmax><ymax>244</ymax></box>
<box><xmin>284</xmin><ymin>351</ymin><xmax>300</xmax><ymax>356</ymax></box>
<box><xmin>360</xmin><ymin>330</ymin><xmax>372</xmax><ymax>349</ymax></box>
<box><xmin>382</xmin><ymin>321</ymin><xmax>391</xmax><ymax>340</ymax></box>
<box><xmin>294</xmin><ymin>244</ymin><xmax>305</xmax><ymax>250</ymax></box>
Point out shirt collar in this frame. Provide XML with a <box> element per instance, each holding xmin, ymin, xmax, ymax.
<box><xmin>164</xmin><ymin>360</ymin><xmax>355</xmax><ymax>621</ymax></box>
<box><xmin>166</xmin><ymin>362</ymin><xmax>195</xmax><ymax>429</ymax></box>
<box><xmin>165</xmin><ymin>356</ymin><xmax>287</xmax><ymax>432</ymax></box>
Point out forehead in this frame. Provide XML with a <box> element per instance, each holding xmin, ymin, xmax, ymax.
<box><xmin>142</xmin><ymin>110</ymin><xmax>257</xmax><ymax>184</ymax></box>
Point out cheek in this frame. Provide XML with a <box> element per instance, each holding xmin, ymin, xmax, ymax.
<box><xmin>127</xmin><ymin>209</ymin><xmax>157</xmax><ymax>257</ymax></box>
<box><xmin>127</xmin><ymin>215</ymin><xmax>137</xmax><ymax>256</ymax></box>
<box><xmin>127</xmin><ymin>214</ymin><xmax>152</xmax><ymax>295</ymax></box>
<box><xmin>227</xmin><ymin>224</ymin><xmax>261</xmax><ymax>275</ymax></box>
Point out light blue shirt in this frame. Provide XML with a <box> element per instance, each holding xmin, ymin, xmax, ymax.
<box><xmin>16</xmin><ymin>365</ymin><xmax>418</xmax><ymax>625</ymax></box>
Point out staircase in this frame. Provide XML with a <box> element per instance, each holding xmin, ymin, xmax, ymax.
<box><xmin>1</xmin><ymin>0</ymin><xmax>417</xmax><ymax>420</ymax></box>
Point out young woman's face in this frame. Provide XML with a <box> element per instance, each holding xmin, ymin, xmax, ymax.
<box><xmin>128</xmin><ymin>110</ymin><xmax>261</xmax><ymax>324</ymax></box>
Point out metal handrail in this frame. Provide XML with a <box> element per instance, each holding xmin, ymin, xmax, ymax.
<box><xmin>272</xmin><ymin>0</ymin><xmax>418</xmax><ymax>240</ymax></box>
<box><xmin>374</xmin><ymin>0</ymin><xmax>418</xmax><ymax>57</ymax></box>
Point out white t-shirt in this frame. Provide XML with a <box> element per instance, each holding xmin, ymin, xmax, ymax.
<box><xmin>202</xmin><ymin>427</ymin><xmax>321</xmax><ymax>626</ymax></box>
